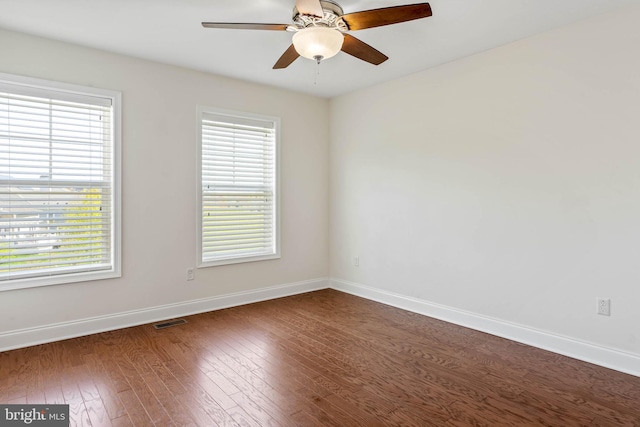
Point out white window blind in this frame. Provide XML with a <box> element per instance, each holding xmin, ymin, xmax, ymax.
<box><xmin>0</xmin><ymin>75</ymin><xmax>120</xmax><ymax>289</ymax></box>
<box><xmin>199</xmin><ymin>108</ymin><xmax>279</xmax><ymax>266</ymax></box>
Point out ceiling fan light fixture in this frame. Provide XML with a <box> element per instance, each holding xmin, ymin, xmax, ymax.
<box><xmin>292</xmin><ymin>26</ymin><xmax>344</xmax><ymax>61</ymax></box>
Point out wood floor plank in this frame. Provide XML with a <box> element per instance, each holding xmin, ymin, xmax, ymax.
<box><xmin>4</xmin><ymin>350</ymin><xmax>28</xmax><ymax>401</ymax></box>
<box><xmin>98</xmin><ymin>355</ymin><xmax>132</xmax><ymax>394</ymax></box>
<box><xmin>236</xmin><ymin>326</ymin><xmax>351</xmax><ymax>395</ymax></box>
<box><xmin>505</xmin><ymin>391</ymin><xmax>596</xmax><ymax>426</ymax></box>
<box><xmin>519</xmin><ymin>371</ymin><xmax>640</xmax><ymax>426</ymax></box>
<box><xmin>286</xmin><ymin>389</ymin><xmax>354</xmax><ymax>427</ymax></box>
<box><xmin>1</xmin><ymin>289</ymin><xmax>639</xmax><ymax>427</ymax></box>
<box><xmin>83</xmin><ymin>354</ymin><xmax>127</xmax><ymax>419</ymax></box>
<box><xmin>590</xmin><ymin>376</ymin><xmax>640</xmax><ymax>416</ymax></box>
<box><xmin>140</xmin><ymin>371</ymin><xmax>198</xmax><ymax>427</ymax></box>
<box><xmin>176</xmin><ymin>385</ymin><xmax>238</xmax><ymax>427</ymax></box>
<box><xmin>213</xmin><ymin>364</ymin><xmax>296</xmax><ymax>427</ymax></box>
<box><xmin>25</xmin><ymin>352</ymin><xmax>46</xmax><ymax>404</ymax></box>
<box><xmin>109</xmin><ymin>414</ymin><xmax>134</xmax><ymax>427</ymax></box>
<box><xmin>7</xmin><ymin>396</ymin><xmax>27</xmax><ymax>404</ymax></box>
<box><xmin>202</xmin><ymin>370</ymin><xmax>247</xmax><ymax>411</ymax></box>
<box><xmin>590</xmin><ymin>414</ymin><xmax>634</xmax><ymax>427</ymax></box>
<box><xmin>117</xmin><ymin>388</ymin><xmax>155</xmax><ymax>427</ymax></box>
<box><xmin>99</xmin><ymin>392</ymin><xmax>127</xmax><ymax>422</ymax></box>
<box><xmin>116</xmin><ymin>364</ymin><xmax>173</xmax><ymax>426</ymax></box>
<box><xmin>75</xmin><ymin>365</ymin><xmax>102</xmax><ymax>403</ymax></box>
<box><xmin>242</xmin><ymin>321</ymin><xmax>363</xmax><ymax>394</ymax></box>
<box><xmin>85</xmin><ymin>398</ymin><xmax>114</xmax><ymax>427</ymax></box>
<box><xmin>253</xmin><ymin>367</ymin><xmax>329</xmax><ymax>415</ymax></box>
<box><xmin>68</xmin><ymin>399</ymin><xmax>92</xmax><ymax>427</ymax></box>
<box><xmin>0</xmin><ymin>372</ymin><xmax>7</xmax><ymax>403</ymax></box>
<box><xmin>43</xmin><ymin>385</ymin><xmax>66</xmax><ymax>405</ymax></box>
<box><xmin>226</xmin><ymin>404</ymin><xmax>262</xmax><ymax>427</ymax></box>
<box><xmin>162</xmin><ymin>347</ymin><xmax>238</xmax><ymax>411</ymax></box>
<box><xmin>202</xmin><ymin>346</ymin><xmax>290</xmax><ymax>412</ymax></box>
<box><xmin>385</xmin><ymin>406</ymin><xmax>445</xmax><ymax>427</ymax></box>
<box><xmin>301</xmin><ymin>388</ymin><xmax>377</xmax><ymax>427</ymax></box>
<box><xmin>155</xmin><ymin>359</ymin><xmax>192</xmax><ymax>397</ymax></box>
<box><xmin>61</xmin><ymin>369</ymin><xmax>84</xmax><ymax>403</ymax></box>
<box><xmin>229</xmin><ymin>390</ymin><xmax>282</xmax><ymax>427</ymax></box>
<box><xmin>288</xmin><ymin>409</ymin><xmax>329</xmax><ymax>427</ymax></box>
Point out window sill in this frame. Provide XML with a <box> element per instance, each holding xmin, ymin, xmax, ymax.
<box><xmin>0</xmin><ymin>269</ymin><xmax>122</xmax><ymax>292</ymax></box>
<box><xmin>199</xmin><ymin>253</ymin><xmax>281</xmax><ymax>268</ymax></box>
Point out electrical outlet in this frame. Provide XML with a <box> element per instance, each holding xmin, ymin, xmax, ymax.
<box><xmin>597</xmin><ymin>298</ymin><xmax>610</xmax><ymax>316</ymax></box>
<box><xmin>187</xmin><ymin>268</ymin><xmax>195</xmax><ymax>281</ymax></box>
<box><xmin>354</xmin><ymin>256</ymin><xmax>359</xmax><ymax>267</ymax></box>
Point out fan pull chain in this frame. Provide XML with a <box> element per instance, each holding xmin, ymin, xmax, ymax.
<box><xmin>314</xmin><ymin>55</ymin><xmax>322</xmax><ymax>85</ymax></box>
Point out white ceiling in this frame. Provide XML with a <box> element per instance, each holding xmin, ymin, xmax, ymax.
<box><xmin>0</xmin><ymin>0</ymin><xmax>638</xmax><ymax>98</ymax></box>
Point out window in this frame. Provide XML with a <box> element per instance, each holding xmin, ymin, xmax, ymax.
<box><xmin>198</xmin><ymin>107</ymin><xmax>280</xmax><ymax>266</ymax></box>
<box><xmin>0</xmin><ymin>73</ymin><xmax>121</xmax><ymax>291</ymax></box>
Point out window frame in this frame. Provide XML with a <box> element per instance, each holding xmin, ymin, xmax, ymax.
<box><xmin>197</xmin><ymin>106</ymin><xmax>281</xmax><ymax>268</ymax></box>
<box><xmin>0</xmin><ymin>72</ymin><xmax>122</xmax><ymax>291</ymax></box>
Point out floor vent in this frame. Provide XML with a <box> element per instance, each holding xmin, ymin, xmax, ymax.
<box><xmin>153</xmin><ymin>319</ymin><xmax>188</xmax><ymax>329</ymax></box>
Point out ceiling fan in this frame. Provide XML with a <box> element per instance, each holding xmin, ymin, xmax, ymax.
<box><xmin>202</xmin><ymin>0</ymin><xmax>432</xmax><ymax>69</ymax></box>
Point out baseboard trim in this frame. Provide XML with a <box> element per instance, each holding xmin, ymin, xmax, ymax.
<box><xmin>0</xmin><ymin>277</ymin><xmax>329</xmax><ymax>352</ymax></box>
<box><xmin>4</xmin><ymin>276</ymin><xmax>639</xmax><ymax>378</ymax></box>
<box><xmin>331</xmin><ymin>278</ymin><xmax>640</xmax><ymax>378</ymax></box>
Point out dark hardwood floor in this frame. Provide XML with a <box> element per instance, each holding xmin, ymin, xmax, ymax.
<box><xmin>1</xmin><ymin>289</ymin><xmax>639</xmax><ymax>426</ymax></box>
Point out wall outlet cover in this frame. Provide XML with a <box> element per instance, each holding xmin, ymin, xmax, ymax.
<box><xmin>597</xmin><ymin>298</ymin><xmax>610</xmax><ymax>316</ymax></box>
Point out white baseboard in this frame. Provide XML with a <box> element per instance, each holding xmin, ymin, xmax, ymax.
<box><xmin>331</xmin><ymin>278</ymin><xmax>640</xmax><ymax>378</ymax></box>
<box><xmin>4</xmin><ymin>276</ymin><xmax>638</xmax><ymax>378</ymax></box>
<box><xmin>0</xmin><ymin>277</ymin><xmax>329</xmax><ymax>352</ymax></box>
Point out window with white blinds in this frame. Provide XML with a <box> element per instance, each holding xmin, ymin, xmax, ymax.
<box><xmin>0</xmin><ymin>73</ymin><xmax>121</xmax><ymax>290</ymax></box>
<box><xmin>198</xmin><ymin>107</ymin><xmax>280</xmax><ymax>266</ymax></box>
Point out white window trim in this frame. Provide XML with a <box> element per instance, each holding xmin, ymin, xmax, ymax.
<box><xmin>0</xmin><ymin>72</ymin><xmax>122</xmax><ymax>291</ymax></box>
<box><xmin>196</xmin><ymin>106</ymin><xmax>281</xmax><ymax>268</ymax></box>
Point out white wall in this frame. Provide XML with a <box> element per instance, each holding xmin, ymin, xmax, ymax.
<box><xmin>0</xmin><ymin>29</ymin><xmax>329</xmax><ymax>337</ymax></box>
<box><xmin>330</xmin><ymin>5</ymin><xmax>640</xmax><ymax>360</ymax></box>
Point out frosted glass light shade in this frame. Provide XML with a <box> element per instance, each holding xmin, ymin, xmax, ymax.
<box><xmin>292</xmin><ymin>27</ymin><xmax>344</xmax><ymax>60</ymax></box>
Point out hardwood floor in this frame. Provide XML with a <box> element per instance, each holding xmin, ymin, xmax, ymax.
<box><xmin>1</xmin><ymin>289</ymin><xmax>639</xmax><ymax>426</ymax></box>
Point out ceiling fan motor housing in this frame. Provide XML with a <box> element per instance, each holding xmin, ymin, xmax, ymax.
<box><xmin>292</xmin><ymin>0</ymin><xmax>348</xmax><ymax>31</ymax></box>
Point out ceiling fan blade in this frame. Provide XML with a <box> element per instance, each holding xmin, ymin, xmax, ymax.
<box><xmin>295</xmin><ymin>0</ymin><xmax>324</xmax><ymax>17</ymax></box>
<box><xmin>273</xmin><ymin>44</ymin><xmax>300</xmax><ymax>69</ymax></box>
<box><xmin>342</xmin><ymin>3</ymin><xmax>432</xmax><ymax>31</ymax></box>
<box><xmin>341</xmin><ymin>34</ymin><xmax>388</xmax><ymax>65</ymax></box>
<box><xmin>202</xmin><ymin>22</ymin><xmax>289</xmax><ymax>31</ymax></box>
